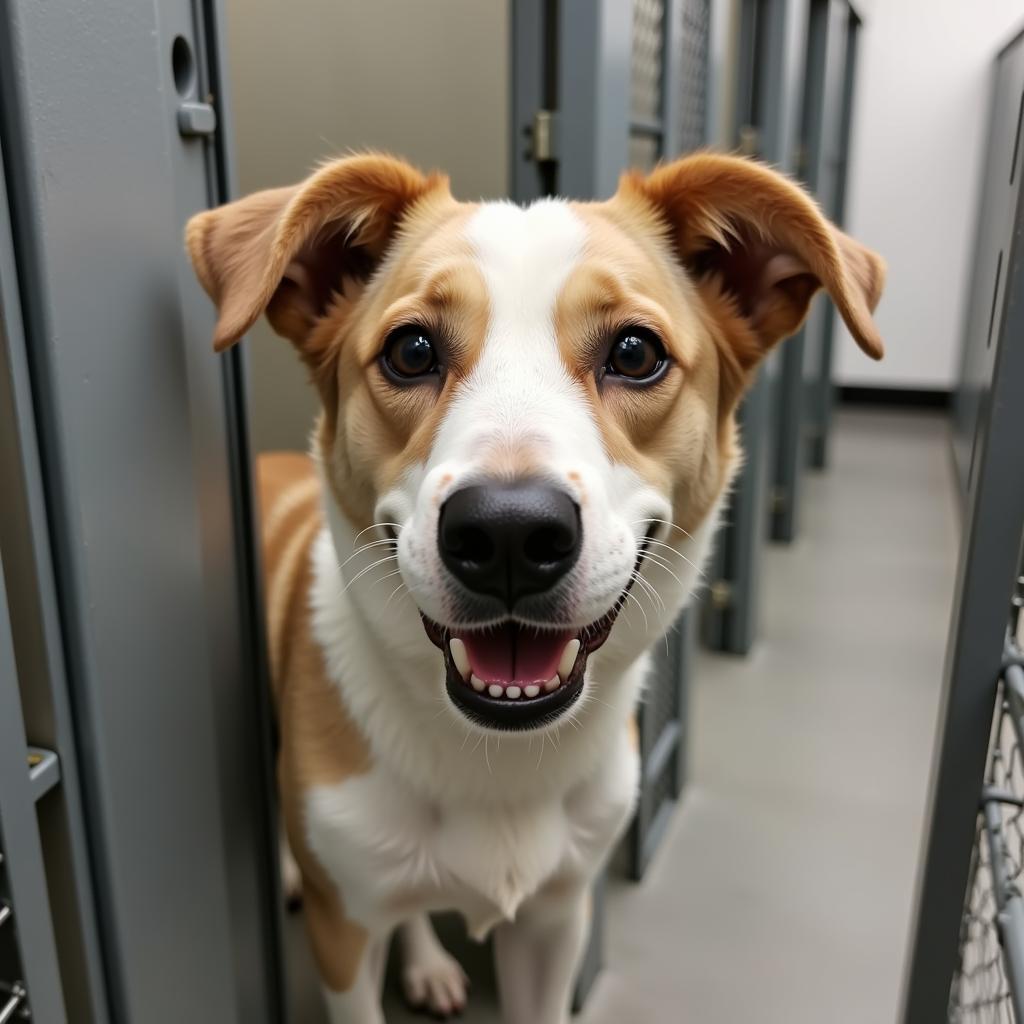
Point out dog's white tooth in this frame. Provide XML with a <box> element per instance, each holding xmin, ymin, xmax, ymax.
<box><xmin>558</xmin><ymin>638</ymin><xmax>581</xmax><ymax>680</ymax></box>
<box><xmin>471</xmin><ymin>674</ymin><xmax>486</xmax><ymax>692</ymax></box>
<box><xmin>449</xmin><ymin>637</ymin><xmax>471</xmax><ymax>679</ymax></box>
<box><xmin>488</xmin><ymin>683</ymin><xmax>504</xmax><ymax>698</ymax></box>
<box><xmin>544</xmin><ymin>675</ymin><xmax>560</xmax><ymax>693</ymax></box>
<box><xmin>506</xmin><ymin>685</ymin><xmax>522</xmax><ymax>699</ymax></box>
<box><xmin>524</xmin><ymin>684</ymin><xmax>540</xmax><ymax>698</ymax></box>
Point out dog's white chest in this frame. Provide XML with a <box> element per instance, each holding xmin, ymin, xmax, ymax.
<box><xmin>304</xmin><ymin>748</ymin><xmax>637</xmax><ymax>938</ymax></box>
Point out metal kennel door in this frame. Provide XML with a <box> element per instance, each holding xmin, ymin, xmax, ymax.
<box><xmin>769</xmin><ymin>0</ymin><xmax>851</xmax><ymax>542</ymax></box>
<box><xmin>900</xmin><ymin>24</ymin><xmax>1024</xmax><ymax>1022</ymax></box>
<box><xmin>0</xmin><ymin>0</ymin><xmax>283</xmax><ymax>1020</ymax></box>
<box><xmin>701</xmin><ymin>0</ymin><xmax>808</xmax><ymax>653</ymax></box>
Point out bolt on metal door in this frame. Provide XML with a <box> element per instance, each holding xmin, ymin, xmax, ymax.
<box><xmin>0</xmin><ymin>0</ymin><xmax>283</xmax><ymax>1021</ymax></box>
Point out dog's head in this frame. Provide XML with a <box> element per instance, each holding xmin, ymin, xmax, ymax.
<box><xmin>188</xmin><ymin>153</ymin><xmax>884</xmax><ymax>734</ymax></box>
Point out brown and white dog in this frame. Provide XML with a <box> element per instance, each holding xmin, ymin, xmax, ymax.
<box><xmin>186</xmin><ymin>152</ymin><xmax>884</xmax><ymax>1023</ymax></box>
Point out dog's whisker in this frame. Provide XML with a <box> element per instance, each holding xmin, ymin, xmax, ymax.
<box><xmin>639</xmin><ymin>551</ymin><xmax>691</xmax><ymax>591</ymax></box>
<box><xmin>338</xmin><ymin>537</ymin><xmax>397</xmax><ymax>570</ymax></box>
<box><xmin>351</xmin><ymin>521</ymin><xmax>404</xmax><ymax>546</ymax></box>
<box><xmin>639</xmin><ymin>536</ymin><xmax>707</xmax><ymax>578</ymax></box>
<box><xmin>341</xmin><ymin>553</ymin><xmax>399</xmax><ymax>593</ymax></box>
<box><xmin>369</xmin><ymin>568</ymin><xmax>404</xmax><ymax>591</ymax></box>
<box><xmin>383</xmin><ymin>582</ymin><xmax>408</xmax><ymax>613</ymax></box>
<box><xmin>630</xmin><ymin>570</ymin><xmax>666</xmax><ymax>614</ymax></box>
<box><xmin>632</xmin><ymin>516</ymin><xmax>697</xmax><ymax>542</ymax></box>
<box><xmin>623</xmin><ymin>590</ymin><xmax>650</xmax><ymax>633</ymax></box>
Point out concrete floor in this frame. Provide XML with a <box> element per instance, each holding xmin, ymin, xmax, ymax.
<box><xmin>284</xmin><ymin>407</ymin><xmax>960</xmax><ymax>1023</ymax></box>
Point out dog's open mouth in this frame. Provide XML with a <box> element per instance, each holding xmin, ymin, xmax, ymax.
<box><xmin>421</xmin><ymin>604</ymin><xmax>623</xmax><ymax>731</ymax></box>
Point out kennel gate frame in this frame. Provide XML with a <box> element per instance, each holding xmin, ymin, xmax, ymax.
<box><xmin>899</xmin><ymin>22</ymin><xmax>1024</xmax><ymax>1021</ymax></box>
<box><xmin>0</xmin><ymin>0</ymin><xmax>285</xmax><ymax>1019</ymax></box>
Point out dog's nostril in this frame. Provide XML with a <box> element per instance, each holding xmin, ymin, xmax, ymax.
<box><xmin>524</xmin><ymin>525</ymin><xmax>575</xmax><ymax>566</ymax></box>
<box><xmin>449</xmin><ymin>525</ymin><xmax>494</xmax><ymax>564</ymax></box>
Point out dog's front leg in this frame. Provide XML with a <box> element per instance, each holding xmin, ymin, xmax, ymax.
<box><xmin>494</xmin><ymin>884</ymin><xmax>590</xmax><ymax>1024</ymax></box>
<box><xmin>320</xmin><ymin>932</ymin><xmax>387</xmax><ymax>1024</ymax></box>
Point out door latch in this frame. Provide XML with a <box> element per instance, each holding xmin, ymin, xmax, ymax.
<box><xmin>178</xmin><ymin>101</ymin><xmax>217</xmax><ymax>138</ymax></box>
<box><xmin>531</xmin><ymin>109</ymin><xmax>559</xmax><ymax>163</ymax></box>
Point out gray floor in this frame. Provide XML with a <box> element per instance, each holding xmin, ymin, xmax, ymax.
<box><xmin>285</xmin><ymin>408</ymin><xmax>960</xmax><ymax>1023</ymax></box>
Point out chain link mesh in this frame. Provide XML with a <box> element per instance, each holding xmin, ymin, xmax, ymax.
<box><xmin>631</xmin><ymin>0</ymin><xmax>665</xmax><ymax>125</ymax></box>
<box><xmin>950</xmin><ymin>659</ymin><xmax>1024</xmax><ymax>1021</ymax></box>
<box><xmin>677</xmin><ymin>0</ymin><xmax>709</xmax><ymax>153</ymax></box>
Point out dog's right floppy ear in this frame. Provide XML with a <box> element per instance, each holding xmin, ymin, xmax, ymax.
<box><xmin>185</xmin><ymin>154</ymin><xmax>449</xmax><ymax>355</ymax></box>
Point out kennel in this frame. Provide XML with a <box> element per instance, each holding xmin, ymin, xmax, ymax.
<box><xmin>900</xmin><ymin>21</ymin><xmax>1024</xmax><ymax>1023</ymax></box>
<box><xmin>699</xmin><ymin>0</ymin><xmax>865</xmax><ymax>653</ymax></box>
<box><xmin>0</xmin><ymin>0</ymin><xmax>892</xmax><ymax>1018</ymax></box>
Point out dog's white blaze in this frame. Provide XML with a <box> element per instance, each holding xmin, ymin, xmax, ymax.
<box><xmin>435</xmin><ymin>200</ymin><xmax>605</xmax><ymax>469</ymax></box>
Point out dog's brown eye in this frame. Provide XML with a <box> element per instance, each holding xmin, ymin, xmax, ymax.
<box><xmin>606</xmin><ymin>328</ymin><xmax>666</xmax><ymax>381</ymax></box>
<box><xmin>382</xmin><ymin>327</ymin><xmax>438</xmax><ymax>379</ymax></box>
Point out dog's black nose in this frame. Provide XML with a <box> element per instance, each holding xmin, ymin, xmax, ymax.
<box><xmin>438</xmin><ymin>481</ymin><xmax>581</xmax><ymax>607</ymax></box>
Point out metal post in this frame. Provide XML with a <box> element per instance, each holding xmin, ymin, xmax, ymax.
<box><xmin>702</xmin><ymin>0</ymin><xmax>807</xmax><ymax>652</ymax></box>
<box><xmin>558</xmin><ymin>0</ymin><xmax>632</xmax><ymax>198</ymax></box>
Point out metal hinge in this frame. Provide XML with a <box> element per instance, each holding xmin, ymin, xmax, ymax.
<box><xmin>531</xmin><ymin>109</ymin><xmax>560</xmax><ymax>162</ymax></box>
<box><xmin>709</xmin><ymin>579</ymin><xmax>733</xmax><ymax>610</ymax></box>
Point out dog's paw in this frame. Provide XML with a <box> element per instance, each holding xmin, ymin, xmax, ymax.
<box><xmin>402</xmin><ymin>950</ymin><xmax>469</xmax><ymax>1019</ymax></box>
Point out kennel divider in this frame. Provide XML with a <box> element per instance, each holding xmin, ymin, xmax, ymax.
<box><xmin>900</xmin><ymin>24</ymin><xmax>1024</xmax><ymax>1021</ymax></box>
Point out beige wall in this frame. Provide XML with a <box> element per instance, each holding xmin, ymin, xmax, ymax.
<box><xmin>225</xmin><ymin>0</ymin><xmax>510</xmax><ymax>452</ymax></box>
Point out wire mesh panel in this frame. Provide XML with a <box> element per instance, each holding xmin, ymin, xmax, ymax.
<box><xmin>951</xmin><ymin>653</ymin><xmax>1024</xmax><ymax>1022</ymax></box>
<box><xmin>631</xmin><ymin>0</ymin><xmax>665</xmax><ymax>124</ymax></box>
<box><xmin>676</xmin><ymin>0</ymin><xmax>709</xmax><ymax>154</ymax></box>
<box><xmin>629</xmin><ymin>0</ymin><xmax>665</xmax><ymax>171</ymax></box>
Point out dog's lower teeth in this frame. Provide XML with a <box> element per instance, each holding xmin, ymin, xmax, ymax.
<box><xmin>544</xmin><ymin>675</ymin><xmax>560</xmax><ymax>693</ymax></box>
<box><xmin>488</xmin><ymin>683</ymin><xmax>503</xmax><ymax>698</ymax></box>
<box><xmin>524</xmin><ymin>684</ymin><xmax>540</xmax><ymax>698</ymax></box>
<box><xmin>471</xmin><ymin>674</ymin><xmax>486</xmax><ymax>692</ymax></box>
<box><xmin>558</xmin><ymin>638</ymin><xmax>581</xmax><ymax>681</ymax></box>
<box><xmin>450</xmin><ymin>637</ymin><xmax>471</xmax><ymax>678</ymax></box>
<box><xmin>506</xmin><ymin>685</ymin><xmax>521</xmax><ymax>699</ymax></box>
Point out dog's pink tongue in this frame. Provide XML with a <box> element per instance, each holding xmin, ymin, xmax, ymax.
<box><xmin>460</xmin><ymin>624</ymin><xmax>573</xmax><ymax>683</ymax></box>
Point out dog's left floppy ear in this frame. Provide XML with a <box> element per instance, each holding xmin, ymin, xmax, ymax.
<box><xmin>186</xmin><ymin>154</ymin><xmax>449</xmax><ymax>356</ymax></box>
<box><xmin>621</xmin><ymin>153</ymin><xmax>885</xmax><ymax>379</ymax></box>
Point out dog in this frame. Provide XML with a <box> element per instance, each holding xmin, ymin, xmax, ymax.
<box><xmin>186</xmin><ymin>152</ymin><xmax>884</xmax><ymax>1023</ymax></box>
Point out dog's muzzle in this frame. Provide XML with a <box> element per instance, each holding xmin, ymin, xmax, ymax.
<box><xmin>421</xmin><ymin>479</ymin><xmax>640</xmax><ymax>731</ymax></box>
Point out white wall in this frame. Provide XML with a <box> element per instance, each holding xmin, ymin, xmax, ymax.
<box><xmin>834</xmin><ymin>0</ymin><xmax>1023</xmax><ymax>389</ymax></box>
<box><xmin>225</xmin><ymin>0</ymin><xmax>510</xmax><ymax>451</ymax></box>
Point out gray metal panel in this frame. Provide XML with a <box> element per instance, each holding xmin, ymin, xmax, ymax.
<box><xmin>558</xmin><ymin>0</ymin><xmax>633</xmax><ymax>198</ymax></box>
<box><xmin>511</xmin><ymin>0</ymin><xmax>550</xmax><ymax>202</ymax></box>
<box><xmin>808</xmin><ymin>7</ymin><xmax>859</xmax><ymax>470</ymax></box>
<box><xmin>0</xmin><ymin>122</ymin><xmax>111</xmax><ymax>1024</ymax></box>
<box><xmin>771</xmin><ymin>0</ymin><xmax>846</xmax><ymax>542</ymax></box>
<box><xmin>0</xmin><ymin>1</ymin><xmax>280</xmax><ymax>1021</ymax></box>
<box><xmin>899</xmin><ymin>32</ymin><xmax>1024</xmax><ymax>1019</ymax></box>
<box><xmin>0</xmin><ymin>552</ymin><xmax>65</xmax><ymax>1022</ymax></box>
<box><xmin>953</xmin><ymin>28</ymin><xmax>1024</xmax><ymax>495</ymax></box>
